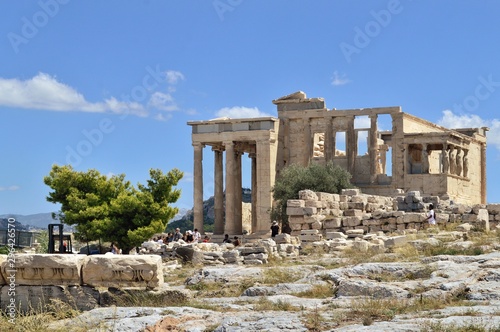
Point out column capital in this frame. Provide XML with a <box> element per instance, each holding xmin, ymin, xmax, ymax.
<box><xmin>211</xmin><ymin>144</ymin><xmax>224</xmax><ymax>152</ymax></box>
<box><xmin>193</xmin><ymin>142</ymin><xmax>205</xmax><ymax>149</ymax></box>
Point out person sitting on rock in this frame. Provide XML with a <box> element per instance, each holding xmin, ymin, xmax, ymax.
<box><xmin>173</xmin><ymin>228</ymin><xmax>182</xmax><ymax>242</ymax></box>
<box><xmin>222</xmin><ymin>234</ymin><xmax>232</xmax><ymax>243</ymax></box>
<box><xmin>185</xmin><ymin>230</ymin><xmax>194</xmax><ymax>243</ymax></box>
<box><xmin>232</xmin><ymin>236</ymin><xmax>241</xmax><ymax>246</ymax></box>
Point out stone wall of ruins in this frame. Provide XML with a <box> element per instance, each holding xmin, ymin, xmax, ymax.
<box><xmin>287</xmin><ymin>189</ymin><xmax>496</xmax><ymax>242</ymax></box>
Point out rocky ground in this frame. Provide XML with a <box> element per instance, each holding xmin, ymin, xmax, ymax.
<box><xmin>45</xmin><ymin>229</ymin><xmax>500</xmax><ymax>332</ymax></box>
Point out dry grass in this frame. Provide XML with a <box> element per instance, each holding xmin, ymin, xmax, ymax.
<box><xmin>0</xmin><ymin>300</ymin><xmax>84</xmax><ymax>332</ymax></box>
<box><xmin>294</xmin><ymin>284</ymin><xmax>335</xmax><ymax>299</ymax></box>
<box><xmin>252</xmin><ymin>297</ymin><xmax>301</xmax><ymax>311</ymax></box>
<box><xmin>262</xmin><ymin>267</ymin><xmax>303</xmax><ymax>285</ymax></box>
<box><xmin>186</xmin><ymin>278</ymin><xmax>256</xmax><ymax>298</ymax></box>
<box><xmin>419</xmin><ymin>319</ymin><xmax>500</xmax><ymax>332</ymax></box>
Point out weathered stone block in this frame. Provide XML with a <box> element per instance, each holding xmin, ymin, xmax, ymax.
<box><xmin>288</xmin><ymin>215</ymin><xmax>305</xmax><ymax>225</ymax></box>
<box><xmin>300</xmin><ymin>229</ymin><xmax>320</xmax><ymax>235</ymax></box>
<box><xmin>305</xmin><ymin>200</ymin><xmax>325</xmax><ymax>208</ymax></box>
<box><xmin>326</xmin><ymin>232</ymin><xmax>347</xmax><ymax>240</ymax></box>
<box><xmin>1</xmin><ymin>285</ymin><xmax>100</xmax><ymax>313</ymax></box>
<box><xmin>0</xmin><ymin>254</ymin><xmax>85</xmax><ymax>286</ymax></box>
<box><xmin>310</xmin><ymin>220</ymin><xmax>323</xmax><ymax>229</ymax></box>
<box><xmin>352</xmin><ymin>240</ymin><xmax>369</xmax><ymax>252</ymax></box>
<box><xmin>487</xmin><ymin>204</ymin><xmax>500</xmax><ymax>215</ymax></box>
<box><xmin>328</xmin><ymin>201</ymin><xmax>340</xmax><ymax>210</ymax></box>
<box><xmin>342</xmin><ymin>189</ymin><xmax>360</xmax><ymax>196</ymax></box>
<box><xmin>324</xmin><ymin>218</ymin><xmax>342</xmax><ymax>229</ymax></box>
<box><xmin>274</xmin><ymin>233</ymin><xmax>292</xmax><ymax>244</ymax></box>
<box><xmin>304</xmin><ymin>215</ymin><xmax>325</xmax><ymax>224</ymax></box>
<box><xmin>286</xmin><ymin>207</ymin><xmax>306</xmax><ymax>216</ymax></box>
<box><xmin>316</xmin><ymin>192</ymin><xmax>333</xmax><ymax>202</ymax></box>
<box><xmin>82</xmin><ymin>255</ymin><xmax>163</xmax><ymax>289</ymax></box>
<box><xmin>287</xmin><ymin>199</ymin><xmax>305</xmax><ymax>207</ymax></box>
<box><xmin>384</xmin><ymin>235</ymin><xmax>408</xmax><ymax>248</ymax></box>
<box><xmin>343</xmin><ymin>216</ymin><xmax>362</xmax><ymax>227</ymax></box>
<box><xmin>303</xmin><ymin>207</ymin><xmax>317</xmax><ymax>216</ymax></box>
<box><xmin>348</xmin><ymin>202</ymin><xmax>365</xmax><ymax>210</ymax></box>
<box><xmin>462</xmin><ymin>214</ymin><xmax>477</xmax><ymax>223</ymax></box>
<box><xmin>477</xmin><ymin>209</ymin><xmax>490</xmax><ymax>232</ymax></box>
<box><xmin>344</xmin><ymin>209</ymin><xmax>364</xmax><ymax>217</ymax></box>
<box><xmin>436</xmin><ymin>213</ymin><xmax>449</xmax><ymax>223</ymax></box>
<box><xmin>299</xmin><ymin>190</ymin><xmax>318</xmax><ymax>201</ymax></box>
<box><xmin>300</xmin><ymin>234</ymin><xmax>323</xmax><ymax>242</ymax></box>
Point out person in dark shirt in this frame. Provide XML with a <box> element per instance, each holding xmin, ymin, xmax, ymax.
<box><xmin>271</xmin><ymin>220</ymin><xmax>280</xmax><ymax>237</ymax></box>
<box><xmin>222</xmin><ymin>234</ymin><xmax>232</xmax><ymax>243</ymax></box>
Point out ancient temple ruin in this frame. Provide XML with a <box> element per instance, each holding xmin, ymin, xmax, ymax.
<box><xmin>187</xmin><ymin>91</ymin><xmax>488</xmax><ymax>236</ymax></box>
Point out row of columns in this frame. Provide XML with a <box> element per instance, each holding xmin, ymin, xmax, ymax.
<box><xmin>193</xmin><ymin>141</ymin><xmax>257</xmax><ymax>235</ymax></box>
<box><xmin>442</xmin><ymin>144</ymin><xmax>469</xmax><ymax>177</ymax></box>
<box><xmin>404</xmin><ymin>143</ymin><xmax>469</xmax><ymax>178</ymax></box>
<box><xmin>305</xmin><ymin>114</ymin><xmax>381</xmax><ymax>183</ymax></box>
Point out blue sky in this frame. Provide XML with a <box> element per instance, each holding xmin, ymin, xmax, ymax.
<box><xmin>1</xmin><ymin>0</ymin><xmax>500</xmax><ymax>215</ymax></box>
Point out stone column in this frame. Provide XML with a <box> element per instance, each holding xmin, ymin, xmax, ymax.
<box><xmin>255</xmin><ymin>138</ymin><xmax>275</xmax><ymax>233</ymax></box>
<box><xmin>213</xmin><ymin>146</ymin><xmax>224</xmax><ymax>235</ymax></box>
<box><xmin>224</xmin><ymin>141</ymin><xmax>236</xmax><ymax>234</ymax></box>
<box><xmin>481</xmin><ymin>143</ymin><xmax>487</xmax><ymax>204</ymax></box>
<box><xmin>325</xmin><ymin>117</ymin><xmax>334</xmax><ymax>162</ymax></box>
<box><xmin>369</xmin><ymin>114</ymin><xmax>378</xmax><ymax>183</ymax></box>
<box><xmin>193</xmin><ymin>142</ymin><xmax>204</xmax><ymax>233</ymax></box>
<box><xmin>234</xmin><ymin>150</ymin><xmax>243</xmax><ymax>234</ymax></box>
<box><xmin>441</xmin><ymin>144</ymin><xmax>449</xmax><ymax>174</ymax></box>
<box><xmin>304</xmin><ymin>118</ymin><xmax>312</xmax><ymax>166</ymax></box>
<box><xmin>449</xmin><ymin>145</ymin><xmax>456</xmax><ymax>175</ymax></box>
<box><xmin>346</xmin><ymin>116</ymin><xmax>356</xmax><ymax>175</ymax></box>
<box><xmin>463</xmin><ymin>149</ymin><xmax>469</xmax><ymax>178</ymax></box>
<box><xmin>250</xmin><ymin>152</ymin><xmax>257</xmax><ymax>233</ymax></box>
<box><xmin>456</xmin><ymin>147</ymin><xmax>463</xmax><ymax>176</ymax></box>
<box><xmin>405</xmin><ymin>144</ymin><xmax>411</xmax><ymax>174</ymax></box>
<box><xmin>422</xmin><ymin>144</ymin><xmax>429</xmax><ymax>174</ymax></box>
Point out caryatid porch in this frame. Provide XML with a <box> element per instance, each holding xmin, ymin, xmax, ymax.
<box><xmin>187</xmin><ymin>117</ymin><xmax>279</xmax><ymax>236</ymax></box>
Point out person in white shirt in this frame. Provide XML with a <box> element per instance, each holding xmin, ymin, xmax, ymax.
<box><xmin>193</xmin><ymin>228</ymin><xmax>202</xmax><ymax>243</ymax></box>
<box><xmin>426</xmin><ymin>204</ymin><xmax>436</xmax><ymax>226</ymax></box>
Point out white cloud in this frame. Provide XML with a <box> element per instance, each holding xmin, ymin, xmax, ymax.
<box><xmin>331</xmin><ymin>71</ymin><xmax>351</xmax><ymax>86</ymax></box>
<box><xmin>165</xmin><ymin>70</ymin><xmax>185</xmax><ymax>85</ymax></box>
<box><xmin>153</xmin><ymin>113</ymin><xmax>173</xmax><ymax>122</ymax></box>
<box><xmin>438</xmin><ymin>110</ymin><xmax>500</xmax><ymax>150</ymax></box>
<box><xmin>215</xmin><ymin>106</ymin><xmax>273</xmax><ymax>119</ymax></box>
<box><xmin>148</xmin><ymin>92</ymin><xmax>178</xmax><ymax>112</ymax></box>
<box><xmin>0</xmin><ymin>185</ymin><xmax>20</xmax><ymax>191</ymax></box>
<box><xmin>0</xmin><ymin>73</ymin><xmax>147</xmax><ymax>116</ymax></box>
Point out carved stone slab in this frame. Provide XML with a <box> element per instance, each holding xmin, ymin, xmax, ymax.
<box><xmin>0</xmin><ymin>254</ymin><xmax>84</xmax><ymax>286</ymax></box>
<box><xmin>82</xmin><ymin>254</ymin><xmax>163</xmax><ymax>289</ymax></box>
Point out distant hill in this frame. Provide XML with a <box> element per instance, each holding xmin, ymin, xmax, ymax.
<box><xmin>0</xmin><ymin>213</ymin><xmax>57</xmax><ymax>231</ymax></box>
<box><xmin>0</xmin><ymin>217</ymin><xmax>29</xmax><ymax>231</ymax></box>
<box><xmin>0</xmin><ymin>203</ymin><xmax>194</xmax><ymax>233</ymax></box>
<box><xmin>167</xmin><ymin>188</ymin><xmax>252</xmax><ymax>232</ymax></box>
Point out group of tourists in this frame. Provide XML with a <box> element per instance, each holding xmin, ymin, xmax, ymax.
<box><xmin>151</xmin><ymin>228</ymin><xmax>210</xmax><ymax>244</ymax></box>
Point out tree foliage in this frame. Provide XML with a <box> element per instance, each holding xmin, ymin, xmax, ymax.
<box><xmin>44</xmin><ymin>165</ymin><xmax>183</xmax><ymax>253</ymax></box>
<box><xmin>271</xmin><ymin>162</ymin><xmax>353</xmax><ymax>230</ymax></box>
